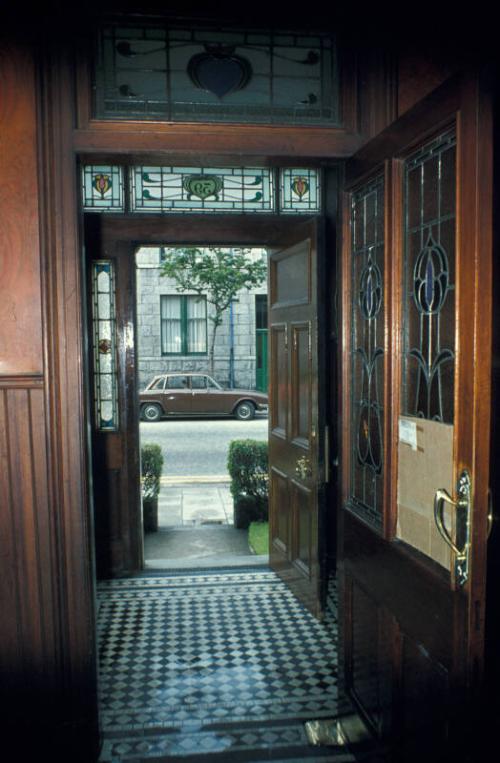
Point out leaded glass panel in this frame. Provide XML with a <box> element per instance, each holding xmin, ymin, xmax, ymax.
<box><xmin>92</xmin><ymin>261</ymin><xmax>119</xmax><ymax>430</ymax></box>
<box><xmin>403</xmin><ymin>131</ymin><xmax>456</xmax><ymax>424</ymax></box>
<box><xmin>93</xmin><ymin>24</ymin><xmax>338</xmax><ymax>125</ymax></box>
<box><xmin>82</xmin><ymin>165</ymin><xmax>124</xmax><ymax>212</ymax></box>
<box><xmin>131</xmin><ymin>166</ymin><xmax>274</xmax><ymax>213</ymax></box>
<box><xmin>348</xmin><ymin>176</ymin><xmax>385</xmax><ymax>528</ymax></box>
<box><xmin>279</xmin><ymin>168</ymin><xmax>321</xmax><ymax>213</ymax></box>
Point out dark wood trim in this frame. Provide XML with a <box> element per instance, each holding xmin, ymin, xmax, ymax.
<box><xmin>345</xmin><ymin>74</ymin><xmax>462</xmax><ymax>185</ymax></box>
<box><xmin>0</xmin><ymin>375</ymin><xmax>44</xmax><ymax>388</ymax></box>
<box><xmin>74</xmin><ymin>123</ymin><xmax>363</xmax><ymax>160</ymax></box>
<box><xmin>387</xmin><ymin>157</ymin><xmax>403</xmax><ymax>541</ymax></box>
<box><xmin>96</xmin><ymin>214</ymin><xmax>322</xmax><ymax>248</ymax></box>
<box><xmin>340</xmin><ymin>190</ymin><xmax>352</xmax><ymax>513</ymax></box>
<box><xmin>455</xmin><ymin>71</ymin><xmax>492</xmax><ymax>681</ymax></box>
<box><xmin>37</xmin><ymin>41</ymin><xmax>99</xmax><ymax>758</ymax></box>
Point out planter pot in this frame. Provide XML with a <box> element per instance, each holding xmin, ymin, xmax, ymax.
<box><xmin>143</xmin><ymin>496</ymin><xmax>158</xmax><ymax>532</ymax></box>
<box><xmin>233</xmin><ymin>495</ymin><xmax>268</xmax><ymax>529</ymax></box>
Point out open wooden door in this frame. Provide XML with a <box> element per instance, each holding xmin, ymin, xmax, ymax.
<box><xmin>85</xmin><ymin>215</ymin><xmax>142</xmax><ymax>578</ymax></box>
<box><xmin>338</xmin><ymin>72</ymin><xmax>492</xmax><ymax>761</ymax></box>
<box><xmin>268</xmin><ymin>219</ymin><xmax>327</xmax><ymax>617</ymax></box>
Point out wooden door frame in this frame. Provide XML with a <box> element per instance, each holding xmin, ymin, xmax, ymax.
<box><xmin>90</xmin><ymin>214</ymin><xmax>329</xmax><ymax>574</ymax></box>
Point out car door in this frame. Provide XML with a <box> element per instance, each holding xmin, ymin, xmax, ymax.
<box><xmin>190</xmin><ymin>375</ymin><xmax>224</xmax><ymax>415</ymax></box>
<box><xmin>163</xmin><ymin>375</ymin><xmax>192</xmax><ymax>414</ymax></box>
<box><xmin>268</xmin><ymin>218</ymin><xmax>327</xmax><ymax>618</ymax></box>
<box><xmin>338</xmin><ymin>72</ymin><xmax>492</xmax><ymax>760</ymax></box>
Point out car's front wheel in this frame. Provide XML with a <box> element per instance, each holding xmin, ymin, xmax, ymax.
<box><xmin>141</xmin><ymin>403</ymin><xmax>162</xmax><ymax>422</ymax></box>
<box><xmin>234</xmin><ymin>401</ymin><xmax>255</xmax><ymax>421</ymax></box>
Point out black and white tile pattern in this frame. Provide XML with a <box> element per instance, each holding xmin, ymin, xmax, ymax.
<box><xmin>97</xmin><ymin>568</ymin><xmax>350</xmax><ymax>761</ymax></box>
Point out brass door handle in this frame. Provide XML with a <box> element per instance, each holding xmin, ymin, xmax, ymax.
<box><xmin>295</xmin><ymin>455</ymin><xmax>312</xmax><ymax>480</ymax></box>
<box><xmin>434</xmin><ymin>489</ymin><xmax>462</xmax><ymax>557</ymax></box>
<box><xmin>433</xmin><ymin>470</ymin><xmax>471</xmax><ymax>586</ymax></box>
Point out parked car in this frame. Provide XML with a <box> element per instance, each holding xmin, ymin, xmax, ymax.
<box><xmin>139</xmin><ymin>373</ymin><xmax>268</xmax><ymax>422</ymax></box>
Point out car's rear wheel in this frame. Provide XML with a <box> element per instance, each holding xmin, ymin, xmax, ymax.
<box><xmin>141</xmin><ymin>403</ymin><xmax>162</xmax><ymax>422</ymax></box>
<box><xmin>234</xmin><ymin>401</ymin><xmax>255</xmax><ymax>421</ymax></box>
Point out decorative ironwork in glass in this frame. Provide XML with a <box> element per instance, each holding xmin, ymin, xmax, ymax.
<box><xmin>92</xmin><ymin>261</ymin><xmax>119</xmax><ymax>431</ymax></box>
<box><xmin>82</xmin><ymin>165</ymin><xmax>124</xmax><ymax>212</ymax></box>
<box><xmin>348</xmin><ymin>175</ymin><xmax>385</xmax><ymax>528</ymax></box>
<box><xmin>403</xmin><ymin>130</ymin><xmax>456</xmax><ymax>424</ymax></box>
<box><xmin>93</xmin><ymin>24</ymin><xmax>338</xmax><ymax>125</ymax></box>
<box><xmin>131</xmin><ymin>166</ymin><xmax>274</xmax><ymax>213</ymax></box>
<box><xmin>279</xmin><ymin>168</ymin><xmax>321</xmax><ymax>213</ymax></box>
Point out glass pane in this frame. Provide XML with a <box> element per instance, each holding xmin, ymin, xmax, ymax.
<box><xmin>348</xmin><ymin>175</ymin><xmax>385</xmax><ymax>529</ymax></box>
<box><xmin>279</xmin><ymin>168</ymin><xmax>321</xmax><ymax>214</ymax></box>
<box><xmin>82</xmin><ymin>165</ymin><xmax>124</xmax><ymax>212</ymax></box>
<box><xmin>166</xmin><ymin>376</ymin><xmax>189</xmax><ymax>389</ymax></box>
<box><xmin>91</xmin><ymin>260</ymin><xmax>119</xmax><ymax>431</ymax></box>
<box><xmin>403</xmin><ymin>130</ymin><xmax>456</xmax><ymax>424</ymax></box>
<box><xmin>131</xmin><ymin>166</ymin><xmax>274</xmax><ymax>214</ymax></box>
<box><xmin>161</xmin><ymin>296</ymin><xmax>182</xmax><ymax>354</ymax></box>
<box><xmin>186</xmin><ymin>296</ymin><xmax>207</xmax><ymax>353</ymax></box>
<box><xmin>93</xmin><ymin>24</ymin><xmax>339</xmax><ymax>126</ymax></box>
<box><xmin>191</xmin><ymin>376</ymin><xmax>207</xmax><ymax>389</ymax></box>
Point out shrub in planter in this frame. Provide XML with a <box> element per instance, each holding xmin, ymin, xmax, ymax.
<box><xmin>141</xmin><ymin>443</ymin><xmax>164</xmax><ymax>532</ymax></box>
<box><xmin>227</xmin><ymin>439</ymin><xmax>268</xmax><ymax>529</ymax></box>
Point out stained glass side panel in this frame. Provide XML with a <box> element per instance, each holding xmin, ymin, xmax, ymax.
<box><xmin>279</xmin><ymin>168</ymin><xmax>321</xmax><ymax>213</ymax></box>
<box><xmin>130</xmin><ymin>166</ymin><xmax>274</xmax><ymax>213</ymax></box>
<box><xmin>403</xmin><ymin>131</ymin><xmax>456</xmax><ymax>424</ymax></box>
<box><xmin>92</xmin><ymin>261</ymin><xmax>119</xmax><ymax>431</ymax></box>
<box><xmin>82</xmin><ymin>165</ymin><xmax>124</xmax><ymax>212</ymax></box>
<box><xmin>348</xmin><ymin>176</ymin><xmax>385</xmax><ymax>529</ymax></box>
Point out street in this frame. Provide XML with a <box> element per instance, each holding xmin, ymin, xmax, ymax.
<box><xmin>140</xmin><ymin>415</ymin><xmax>268</xmax><ymax>477</ymax></box>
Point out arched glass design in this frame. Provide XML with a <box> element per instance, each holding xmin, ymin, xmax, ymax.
<box><xmin>403</xmin><ymin>130</ymin><xmax>456</xmax><ymax>424</ymax></box>
<box><xmin>348</xmin><ymin>175</ymin><xmax>385</xmax><ymax>528</ymax></box>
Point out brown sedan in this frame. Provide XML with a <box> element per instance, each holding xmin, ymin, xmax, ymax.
<box><xmin>139</xmin><ymin>373</ymin><xmax>268</xmax><ymax>422</ymax></box>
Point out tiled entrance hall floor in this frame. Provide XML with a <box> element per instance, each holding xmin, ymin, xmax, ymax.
<box><xmin>97</xmin><ymin>568</ymin><xmax>354</xmax><ymax>762</ymax></box>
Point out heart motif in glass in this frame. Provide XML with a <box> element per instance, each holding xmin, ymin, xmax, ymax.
<box><xmin>188</xmin><ymin>45</ymin><xmax>252</xmax><ymax>99</ymax></box>
<box><xmin>183</xmin><ymin>175</ymin><xmax>224</xmax><ymax>201</ymax></box>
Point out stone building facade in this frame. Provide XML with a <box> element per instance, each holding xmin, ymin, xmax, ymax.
<box><xmin>136</xmin><ymin>247</ymin><xmax>268</xmax><ymax>390</ymax></box>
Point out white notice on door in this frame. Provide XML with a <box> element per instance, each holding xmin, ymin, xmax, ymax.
<box><xmin>399</xmin><ymin>417</ymin><xmax>418</xmax><ymax>451</ymax></box>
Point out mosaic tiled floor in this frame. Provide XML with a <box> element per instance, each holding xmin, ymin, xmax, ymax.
<box><xmin>97</xmin><ymin>568</ymin><xmax>354</xmax><ymax>762</ymax></box>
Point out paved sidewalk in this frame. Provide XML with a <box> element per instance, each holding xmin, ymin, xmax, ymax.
<box><xmin>144</xmin><ymin>481</ymin><xmax>269</xmax><ymax>569</ymax></box>
<box><xmin>157</xmin><ymin>482</ymin><xmax>234</xmax><ymax>527</ymax></box>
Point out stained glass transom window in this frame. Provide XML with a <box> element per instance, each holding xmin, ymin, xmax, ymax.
<box><xmin>348</xmin><ymin>175</ymin><xmax>385</xmax><ymax>529</ymax></box>
<box><xmin>93</xmin><ymin>24</ymin><xmax>338</xmax><ymax>126</ymax></box>
<box><xmin>279</xmin><ymin>168</ymin><xmax>321</xmax><ymax>213</ymax></box>
<box><xmin>403</xmin><ymin>130</ymin><xmax>456</xmax><ymax>424</ymax></box>
<box><xmin>92</xmin><ymin>261</ymin><xmax>119</xmax><ymax>431</ymax></box>
<box><xmin>130</xmin><ymin>167</ymin><xmax>274</xmax><ymax>213</ymax></box>
<box><xmin>82</xmin><ymin>165</ymin><xmax>124</xmax><ymax>212</ymax></box>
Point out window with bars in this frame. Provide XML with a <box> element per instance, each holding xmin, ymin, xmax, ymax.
<box><xmin>161</xmin><ymin>295</ymin><xmax>207</xmax><ymax>355</ymax></box>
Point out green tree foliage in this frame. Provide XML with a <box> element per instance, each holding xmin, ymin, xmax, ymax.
<box><xmin>160</xmin><ymin>247</ymin><xmax>267</xmax><ymax>376</ymax></box>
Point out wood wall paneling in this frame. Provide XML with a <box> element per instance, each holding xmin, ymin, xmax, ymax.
<box><xmin>0</xmin><ymin>42</ymin><xmax>43</xmax><ymax>375</ymax></box>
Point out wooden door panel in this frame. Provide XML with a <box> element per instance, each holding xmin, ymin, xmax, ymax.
<box><xmin>292</xmin><ymin>480</ymin><xmax>314</xmax><ymax>575</ymax></box>
<box><xmin>339</xmin><ymin>74</ymin><xmax>492</xmax><ymax>760</ymax></box>
<box><xmin>268</xmin><ymin>221</ymin><xmax>324</xmax><ymax>616</ymax></box>
<box><xmin>291</xmin><ymin>322</ymin><xmax>312</xmax><ymax>447</ymax></box>
<box><xmin>270</xmin><ymin>467</ymin><xmax>290</xmax><ymax>559</ymax></box>
<box><xmin>270</xmin><ymin>241</ymin><xmax>311</xmax><ymax>307</ymax></box>
<box><xmin>270</xmin><ymin>324</ymin><xmax>288</xmax><ymax>439</ymax></box>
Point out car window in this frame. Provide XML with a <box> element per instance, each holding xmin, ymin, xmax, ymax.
<box><xmin>149</xmin><ymin>377</ymin><xmax>166</xmax><ymax>390</ymax></box>
<box><xmin>166</xmin><ymin>376</ymin><xmax>189</xmax><ymax>389</ymax></box>
<box><xmin>206</xmin><ymin>377</ymin><xmax>221</xmax><ymax>389</ymax></box>
<box><xmin>191</xmin><ymin>376</ymin><xmax>207</xmax><ymax>390</ymax></box>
